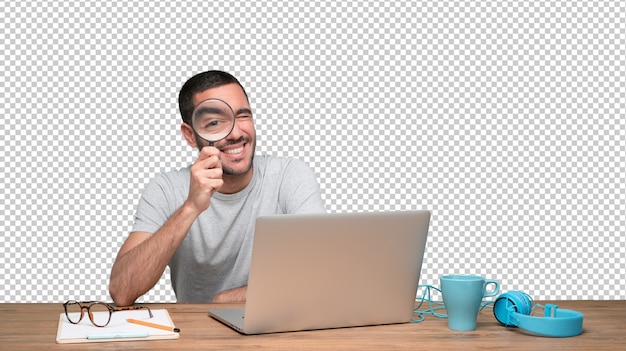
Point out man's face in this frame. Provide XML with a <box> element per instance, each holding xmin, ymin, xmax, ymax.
<box><xmin>191</xmin><ymin>83</ymin><xmax>256</xmax><ymax>176</ymax></box>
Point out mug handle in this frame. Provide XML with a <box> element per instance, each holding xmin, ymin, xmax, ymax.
<box><xmin>483</xmin><ymin>279</ymin><xmax>500</xmax><ymax>297</ymax></box>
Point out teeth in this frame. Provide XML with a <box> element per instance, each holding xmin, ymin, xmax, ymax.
<box><xmin>223</xmin><ymin>146</ymin><xmax>243</xmax><ymax>154</ymax></box>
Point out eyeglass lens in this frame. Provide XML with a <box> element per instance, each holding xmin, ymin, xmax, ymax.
<box><xmin>65</xmin><ymin>301</ymin><xmax>111</xmax><ymax>327</ymax></box>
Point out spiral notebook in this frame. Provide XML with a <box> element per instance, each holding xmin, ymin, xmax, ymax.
<box><xmin>56</xmin><ymin>308</ymin><xmax>179</xmax><ymax>343</ymax></box>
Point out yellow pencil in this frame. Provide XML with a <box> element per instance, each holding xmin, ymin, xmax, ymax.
<box><xmin>127</xmin><ymin>318</ymin><xmax>180</xmax><ymax>332</ymax></box>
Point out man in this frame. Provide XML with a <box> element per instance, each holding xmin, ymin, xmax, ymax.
<box><xmin>109</xmin><ymin>70</ymin><xmax>326</xmax><ymax>306</ymax></box>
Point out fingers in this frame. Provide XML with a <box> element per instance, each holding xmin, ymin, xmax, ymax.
<box><xmin>195</xmin><ymin>146</ymin><xmax>222</xmax><ymax>167</ymax></box>
<box><xmin>188</xmin><ymin>146</ymin><xmax>223</xmax><ymax>213</ymax></box>
<box><xmin>192</xmin><ymin>146</ymin><xmax>223</xmax><ymax>180</ymax></box>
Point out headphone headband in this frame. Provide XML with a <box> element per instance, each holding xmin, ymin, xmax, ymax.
<box><xmin>493</xmin><ymin>291</ymin><xmax>583</xmax><ymax>337</ymax></box>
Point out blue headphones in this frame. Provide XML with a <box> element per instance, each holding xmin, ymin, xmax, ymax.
<box><xmin>492</xmin><ymin>291</ymin><xmax>584</xmax><ymax>337</ymax></box>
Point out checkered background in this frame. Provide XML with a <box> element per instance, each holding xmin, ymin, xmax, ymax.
<box><xmin>1</xmin><ymin>1</ymin><xmax>625</xmax><ymax>303</ymax></box>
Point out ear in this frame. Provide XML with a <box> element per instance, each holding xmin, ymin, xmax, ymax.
<box><xmin>181</xmin><ymin>123</ymin><xmax>198</xmax><ymax>149</ymax></box>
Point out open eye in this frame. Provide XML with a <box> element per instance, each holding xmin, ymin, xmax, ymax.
<box><xmin>206</xmin><ymin>119</ymin><xmax>220</xmax><ymax>128</ymax></box>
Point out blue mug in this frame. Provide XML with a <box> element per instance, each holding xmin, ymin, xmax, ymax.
<box><xmin>440</xmin><ymin>274</ymin><xmax>500</xmax><ymax>331</ymax></box>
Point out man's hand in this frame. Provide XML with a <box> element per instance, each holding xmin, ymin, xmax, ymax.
<box><xmin>212</xmin><ymin>286</ymin><xmax>247</xmax><ymax>303</ymax></box>
<box><xmin>186</xmin><ymin>146</ymin><xmax>223</xmax><ymax>214</ymax></box>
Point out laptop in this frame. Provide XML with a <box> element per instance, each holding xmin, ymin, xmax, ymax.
<box><xmin>209</xmin><ymin>210</ymin><xmax>431</xmax><ymax>334</ymax></box>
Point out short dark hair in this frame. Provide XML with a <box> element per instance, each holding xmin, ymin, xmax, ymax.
<box><xmin>178</xmin><ymin>70</ymin><xmax>249</xmax><ymax>125</ymax></box>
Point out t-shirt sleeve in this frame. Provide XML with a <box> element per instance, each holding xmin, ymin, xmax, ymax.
<box><xmin>131</xmin><ymin>175</ymin><xmax>175</xmax><ymax>234</ymax></box>
<box><xmin>279</xmin><ymin>158</ymin><xmax>327</xmax><ymax>214</ymax></box>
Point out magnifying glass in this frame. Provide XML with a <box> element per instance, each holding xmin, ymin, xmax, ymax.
<box><xmin>190</xmin><ymin>98</ymin><xmax>236</xmax><ymax>146</ymax></box>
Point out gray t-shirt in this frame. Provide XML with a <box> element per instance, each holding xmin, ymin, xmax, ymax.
<box><xmin>131</xmin><ymin>154</ymin><xmax>326</xmax><ymax>302</ymax></box>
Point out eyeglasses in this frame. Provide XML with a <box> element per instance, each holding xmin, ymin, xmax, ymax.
<box><xmin>63</xmin><ymin>300</ymin><xmax>153</xmax><ymax>327</ymax></box>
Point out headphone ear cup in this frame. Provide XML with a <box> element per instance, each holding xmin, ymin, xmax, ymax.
<box><xmin>493</xmin><ymin>290</ymin><xmax>584</xmax><ymax>337</ymax></box>
<box><xmin>493</xmin><ymin>291</ymin><xmax>533</xmax><ymax>327</ymax></box>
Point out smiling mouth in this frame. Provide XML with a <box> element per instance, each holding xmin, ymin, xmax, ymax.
<box><xmin>222</xmin><ymin>145</ymin><xmax>244</xmax><ymax>155</ymax></box>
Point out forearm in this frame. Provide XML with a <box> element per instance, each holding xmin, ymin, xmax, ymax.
<box><xmin>109</xmin><ymin>203</ymin><xmax>200</xmax><ymax>306</ymax></box>
<box><xmin>212</xmin><ymin>286</ymin><xmax>248</xmax><ymax>303</ymax></box>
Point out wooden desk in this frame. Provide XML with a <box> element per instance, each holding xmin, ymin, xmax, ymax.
<box><xmin>0</xmin><ymin>301</ymin><xmax>624</xmax><ymax>350</ymax></box>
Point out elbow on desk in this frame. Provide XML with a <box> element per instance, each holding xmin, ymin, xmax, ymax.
<box><xmin>109</xmin><ymin>279</ymin><xmax>137</xmax><ymax>307</ymax></box>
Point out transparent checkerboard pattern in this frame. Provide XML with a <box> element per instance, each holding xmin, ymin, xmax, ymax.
<box><xmin>1</xmin><ymin>1</ymin><xmax>624</xmax><ymax>303</ymax></box>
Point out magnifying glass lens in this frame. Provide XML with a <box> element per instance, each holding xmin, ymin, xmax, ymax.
<box><xmin>191</xmin><ymin>99</ymin><xmax>236</xmax><ymax>145</ymax></box>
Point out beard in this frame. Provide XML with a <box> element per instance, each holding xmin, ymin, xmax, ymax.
<box><xmin>222</xmin><ymin>151</ymin><xmax>255</xmax><ymax>176</ymax></box>
<box><xmin>196</xmin><ymin>135</ymin><xmax>255</xmax><ymax>176</ymax></box>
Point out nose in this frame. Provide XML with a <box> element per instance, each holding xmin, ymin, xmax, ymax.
<box><xmin>226</xmin><ymin>118</ymin><xmax>243</xmax><ymax>141</ymax></box>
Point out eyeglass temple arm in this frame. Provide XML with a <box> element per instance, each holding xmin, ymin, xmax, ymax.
<box><xmin>114</xmin><ymin>305</ymin><xmax>154</xmax><ymax>318</ymax></box>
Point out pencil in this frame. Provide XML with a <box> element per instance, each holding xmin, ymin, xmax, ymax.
<box><xmin>127</xmin><ymin>318</ymin><xmax>181</xmax><ymax>332</ymax></box>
